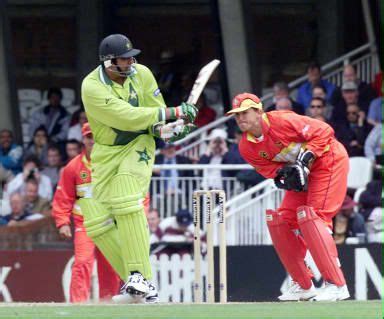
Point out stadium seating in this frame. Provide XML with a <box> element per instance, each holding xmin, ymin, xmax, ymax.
<box><xmin>347</xmin><ymin>157</ymin><xmax>373</xmax><ymax>189</ymax></box>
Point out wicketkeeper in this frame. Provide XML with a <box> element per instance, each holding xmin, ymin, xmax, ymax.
<box><xmin>227</xmin><ymin>93</ymin><xmax>350</xmax><ymax>301</ymax></box>
<box><xmin>80</xmin><ymin>34</ymin><xmax>197</xmax><ymax>303</ymax></box>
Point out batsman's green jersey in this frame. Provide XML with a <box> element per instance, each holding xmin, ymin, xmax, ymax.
<box><xmin>81</xmin><ymin>64</ymin><xmax>166</xmax><ymax>200</ymax></box>
<box><xmin>81</xmin><ymin>63</ymin><xmax>167</xmax><ymax>280</ymax></box>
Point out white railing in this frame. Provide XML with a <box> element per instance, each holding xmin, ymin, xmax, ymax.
<box><xmin>162</xmin><ymin>42</ymin><xmax>379</xmax><ymax>159</ymax></box>
<box><xmin>151</xmin><ymin>164</ymin><xmax>253</xmax><ymax>219</ymax></box>
<box><xmin>150</xmin><ymin>253</ymin><xmax>206</xmax><ymax>302</ymax></box>
<box><xmin>151</xmin><ymin>164</ymin><xmax>285</xmax><ymax>246</ymax></box>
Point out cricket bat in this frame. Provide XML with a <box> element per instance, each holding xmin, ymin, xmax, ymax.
<box><xmin>172</xmin><ymin>59</ymin><xmax>220</xmax><ymax>135</ymax></box>
<box><xmin>187</xmin><ymin>59</ymin><xmax>221</xmax><ymax>104</ymax></box>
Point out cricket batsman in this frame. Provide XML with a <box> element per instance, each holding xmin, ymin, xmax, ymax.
<box><xmin>80</xmin><ymin>34</ymin><xmax>197</xmax><ymax>303</ymax></box>
<box><xmin>227</xmin><ymin>93</ymin><xmax>350</xmax><ymax>301</ymax></box>
<box><xmin>52</xmin><ymin>123</ymin><xmax>120</xmax><ymax>302</ymax></box>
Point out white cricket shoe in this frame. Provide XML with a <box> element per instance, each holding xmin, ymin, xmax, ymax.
<box><xmin>112</xmin><ymin>273</ymin><xmax>149</xmax><ymax>304</ymax></box>
<box><xmin>311</xmin><ymin>282</ymin><xmax>350</xmax><ymax>301</ymax></box>
<box><xmin>145</xmin><ymin>282</ymin><xmax>159</xmax><ymax>304</ymax></box>
<box><xmin>278</xmin><ymin>281</ymin><xmax>317</xmax><ymax>301</ymax></box>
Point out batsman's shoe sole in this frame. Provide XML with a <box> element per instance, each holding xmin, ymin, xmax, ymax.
<box><xmin>145</xmin><ymin>295</ymin><xmax>159</xmax><ymax>304</ymax></box>
<box><xmin>112</xmin><ymin>293</ymin><xmax>146</xmax><ymax>304</ymax></box>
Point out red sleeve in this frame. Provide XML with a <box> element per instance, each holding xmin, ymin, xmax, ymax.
<box><xmin>269</xmin><ymin>111</ymin><xmax>335</xmax><ymax>158</ymax></box>
<box><xmin>51</xmin><ymin>162</ymin><xmax>77</xmax><ymax>228</ymax></box>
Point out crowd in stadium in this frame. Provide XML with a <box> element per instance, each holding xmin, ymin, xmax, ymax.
<box><xmin>0</xmin><ymin>63</ymin><xmax>382</xmax><ymax>250</ymax></box>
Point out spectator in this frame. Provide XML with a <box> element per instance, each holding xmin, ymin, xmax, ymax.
<box><xmin>366</xmin><ymin>97</ymin><xmax>382</xmax><ymax>126</ymax></box>
<box><xmin>331</xmin><ymin>64</ymin><xmax>376</xmax><ymax>109</ymax></box>
<box><xmin>224</xmin><ymin>127</ymin><xmax>246</xmax><ymax>172</ymax></box>
<box><xmin>0</xmin><ymin>192</ymin><xmax>43</xmax><ymax>226</ymax></box>
<box><xmin>179</xmin><ymin>71</ymin><xmax>196</xmax><ymax>101</ymax></box>
<box><xmin>24</xmin><ymin>127</ymin><xmax>49</xmax><ymax>167</ymax></box>
<box><xmin>228</xmin><ymin>127</ymin><xmax>265</xmax><ymax>189</ymax></box>
<box><xmin>194</xmin><ymin>94</ymin><xmax>217</xmax><ymax>128</ymax></box>
<box><xmin>29</xmin><ymin>87</ymin><xmax>70</xmax><ymax>143</ymax></box>
<box><xmin>0</xmin><ymin>164</ymin><xmax>13</xmax><ymax>188</ymax></box>
<box><xmin>266</xmin><ymin>82</ymin><xmax>304</xmax><ymax>114</ymax></box>
<box><xmin>333</xmin><ymin>195</ymin><xmax>366</xmax><ymax>244</ymax></box>
<box><xmin>24</xmin><ymin>178</ymin><xmax>51</xmax><ymax>216</ymax></box>
<box><xmin>147</xmin><ymin>208</ymin><xmax>162</xmax><ymax>245</ymax></box>
<box><xmin>154</xmin><ymin>143</ymin><xmax>194</xmax><ymax>195</ymax></box>
<box><xmin>156</xmin><ymin>50</ymin><xmax>180</xmax><ymax>105</ymax></box>
<box><xmin>275</xmin><ymin>97</ymin><xmax>293</xmax><ymax>111</ymax></box>
<box><xmin>67</xmin><ymin>109</ymin><xmax>88</xmax><ymax>142</ymax></box>
<box><xmin>0</xmin><ymin>129</ymin><xmax>23</xmax><ymax>175</ymax></box>
<box><xmin>364</xmin><ymin>123</ymin><xmax>382</xmax><ymax>163</ymax></box>
<box><xmin>65</xmin><ymin>139</ymin><xmax>82</xmax><ymax>163</ymax></box>
<box><xmin>365</xmin><ymin>207</ymin><xmax>383</xmax><ymax>243</ymax></box>
<box><xmin>333</xmin><ymin>104</ymin><xmax>373</xmax><ymax>156</ymax></box>
<box><xmin>5</xmin><ymin>155</ymin><xmax>53</xmax><ymax>200</ymax></box>
<box><xmin>198</xmin><ymin>128</ymin><xmax>228</xmax><ymax>190</ymax></box>
<box><xmin>332</xmin><ymin>81</ymin><xmax>371</xmax><ymax>123</ymax></box>
<box><xmin>297</xmin><ymin>62</ymin><xmax>335</xmax><ymax>109</ymax></box>
<box><xmin>358</xmin><ymin>180</ymin><xmax>381</xmax><ymax>221</ymax></box>
<box><xmin>42</xmin><ymin>144</ymin><xmax>62</xmax><ymax>189</ymax></box>
<box><xmin>157</xmin><ymin>208</ymin><xmax>194</xmax><ymax>255</ymax></box>
<box><xmin>311</xmin><ymin>85</ymin><xmax>333</xmax><ymax>120</ymax></box>
<box><xmin>313</xmin><ymin>114</ymin><xmax>327</xmax><ymax>122</ymax></box>
<box><xmin>307</xmin><ymin>97</ymin><xmax>328</xmax><ymax>120</ymax></box>
<box><xmin>372</xmin><ymin>71</ymin><xmax>382</xmax><ymax>97</ymax></box>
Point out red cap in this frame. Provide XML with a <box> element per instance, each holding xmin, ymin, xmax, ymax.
<box><xmin>341</xmin><ymin>195</ymin><xmax>357</xmax><ymax>210</ymax></box>
<box><xmin>81</xmin><ymin>122</ymin><xmax>92</xmax><ymax>137</ymax></box>
<box><xmin>226</xmin><ymin>93</ymin><xmax>263</xmax><ymax>116</ymax></box>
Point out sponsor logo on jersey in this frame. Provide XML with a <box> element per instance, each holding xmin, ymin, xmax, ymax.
<box><xmin>302</xmin><ymin>124</ymin><xmax>310</xmax><ymax>136</ymax></box>
<box><xmin>154</xmin><ymin>88</ymin><xmax>161</xmax><ymax>96</ymax></box>
<box><xmin>259</xmin><ymin>151</ymin><xmax>270</xmax><ymax>159</ymax></box>
<box><xmin>297</xmin><ymin>210</ymin><xmax>306</xmax><ymax>219</ymax></box>
<box><xmin>80</xmin><ymin>170</ymin><xmax>89</xmax><ymax>181</ymax></box>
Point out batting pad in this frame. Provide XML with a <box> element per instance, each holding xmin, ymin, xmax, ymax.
<box><xmin>297</xmin><ymin>206</ymin><xmax>346</xmax><ymax>286</ymax></box>
<box><xmin>266</xmin><ymin>209</ymin><xmax>313</xmax><ymax>289</ymax></box>
<box><xmin>79</xmin><ymin>198</ymin><xmax>126</xmax><ymax>280</ymax></box>
<box><xmin>109</xmin><ymin>173</ymin><xmax>152</xmax><ymax>280</ymax></box>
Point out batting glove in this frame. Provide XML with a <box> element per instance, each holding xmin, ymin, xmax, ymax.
<box><xmin>167</xmin><ymin>102</ymin><xmax>198</xmax><ymax>123</ymax></box>
<box><xmin>151</xmin><ymin>120</ymin><xmax>196</xmax><ymax>143</ymax></box>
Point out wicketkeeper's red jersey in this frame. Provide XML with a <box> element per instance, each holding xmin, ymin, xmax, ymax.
<box><xmin>52</xmin><ymin>151</ymin><xmax>92</xmax><ymax>228</ymax></box>
<box><xmin>239</xmin><ymin>110</ymin><xmax>335</xmax><ymax>178</ymax></box>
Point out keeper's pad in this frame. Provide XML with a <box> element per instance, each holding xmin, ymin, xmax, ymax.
<box><xmin>297</xmin><ymin>206</ymin><xmax>346</xmax><ymax>286</ymax></box>
<box><xmin>266</xmin><ymin>209</ymin><xmax>313</xmax><ymax>289</ymax></box>
<box><xmin>110</xmin><ymin>173</ymin><xmax>152</xmax><ymax>280</ymax></box>
<box><xmin>79</xmin><ymin>198</ymin><xmax>126</xmax><ymax>280</ymax></box>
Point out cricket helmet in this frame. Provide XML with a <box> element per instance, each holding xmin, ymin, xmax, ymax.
<box><xmin>99</xmin><ymin>34</ymin><xmax>141</xmax><ymax>62</ymax></box>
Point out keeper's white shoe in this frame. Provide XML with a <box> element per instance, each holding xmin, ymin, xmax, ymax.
<box><xmin>112</xmin><ymin>273</ymin><xmax>150</xmax><ymax>304</ymax></box>
<box><xmin>311</xmin><ymin>282</ymin><xmax>350</xmax><ymax>301</ymax></box>
<box><xmin>278</xmin><ymin>281</ymin><xmax>317</xmax><ymax>301</ymax></box>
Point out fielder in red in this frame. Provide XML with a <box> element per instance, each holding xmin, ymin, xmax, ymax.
<box><xmin>227</xmin><ymin>93</ymin><xmax>350</xmax><ymax>301</ymax></box>
<box><xmin>52</xmin><ymin>123</ymin><xmax>120</xmax><ymax>303</ymax></box>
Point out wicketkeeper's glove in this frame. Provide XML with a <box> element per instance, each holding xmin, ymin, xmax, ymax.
<box><xmin>274</xmin><ymin>149</ymin><xmax>315</xmax><ymax>192</ymax></box>
<box><xmin>151</xmin><ymin>119</ymin><xmax>197</xmax><ymax>143</ymax></box>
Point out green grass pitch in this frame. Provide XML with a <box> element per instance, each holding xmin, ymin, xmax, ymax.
<box><xmin>0</xmin><ymin>301</ymin><xmax>381</xmax><ymax>319</ymax></box>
